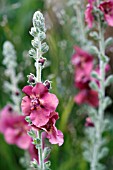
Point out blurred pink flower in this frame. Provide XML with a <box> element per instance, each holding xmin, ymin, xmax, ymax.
<box><xmin>99</xmin><ymin>0</ymin><xmax>113</xmax><ymax>27</ymax></box>
<box><xmin>85</xmin><ymin>3</ymin><xmax>94</xmax><ymax>28</ymax></box>
<box><xmin>74</xmin><ymin>88</ymin><xmax>98</xmax><ymax>107</ymax></box>
<box><xmin>71</xmin><ymin>46</ymin><xmax>94</xmax><ymax>82</ymax></box>
<box><xmin>40</xmin><ymin>112</ymin><xmax>64</xmax><ymax>146</ymax></box>
<box><xmin>0</xmin><ymin>105</ymin><xmax>31</xmax><ymax>149</ymax></box>
<box><xmin>85</xmin><ymin>117</ymin><xmax>94</xmax><ymax>127</ymax></box>
<box><xmin>21</xmin><ymin>83</ymin><xmax>59</xmax><ymax>127</ymax></box>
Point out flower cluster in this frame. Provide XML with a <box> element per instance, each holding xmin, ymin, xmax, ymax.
<box><xmin>71</xmin><ymin>46</ymin><xmax>98</xmax><ymax>107</ymax></box>
<box><xmin>85</xmin><ymin>0</ymin><xmax>113</xmax><ymax>28</ymax></box>
<box><xmin>0</xmin><ymin>105</ymin><xmax>31</xmax><ymax>149</ymax></box>
<box><xmin>21</xmin><ymin>82</ymin><xmax>63</xmax><ymax>146</ymax></box>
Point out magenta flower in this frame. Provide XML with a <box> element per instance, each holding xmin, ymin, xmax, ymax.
<box><xmin>85</xmin><ymin>117</ymin><xmax>94</xmax><ymax>127</ymax></box>
<box><xmin>85</xmin><ymin>3</ymin><xmax>94</xmax><ymax>28</ymax></box>
<box><xmin>71</xmin><ymin>46</ymin><xmax>93</xmax><ymax>82</ymax></box>
<box><xmin>21</xmin><ymin>83</ymin><xmax>59</xmax><ymax>127</ymax></box>
<box><xmin>0</xmin><ymin>105</ymin><xmax>31</xmax><ymax>149</ymax></box>
<box><xmin>99</xmin><ymin>0</ymin><xmax>113</xmax><ymax>27</ymax></box>
<box><xmin>40</xmin><ymin>112</ymin><xmax>64</xmax><ymax>146</ymax></box>
<box><xmin>74</xmin><ymin>88</ymin><xmax>98</xmax><ymax>107</ymax></box>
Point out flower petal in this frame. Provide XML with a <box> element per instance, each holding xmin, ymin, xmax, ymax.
<box><xmin>30</xmin><ymin>109</ymin><xmax>50</xmax><ymax>127</ymax></box>
<box><xmin>22</xmin><ymin>85</ymin><xmax>33</xmax><ymax>96</ymax></box>
<box><xmin>47</xmin><ymin>127</ymin><xmax>64</xmax><ymax>146</ymax></box>
<box><xmin>21</xmin><ymin>96</ymin><xmax>31</xmax><ymax>116</ymax></box>
<box><xmin>16</xmin><ymin>134</ymin><xmax>31</xmax><ymax>149</ymax></box>
<box><xmin>41</xmin><ymin>93</ymin><xmax>59</xmax><ymax>112</ymax></box>
<box><xmin>32</xmin><ymin>83</ymin><xmax>48</xmax><ymax>97</ymax></box>
<box><xmin>74</xmin><ymin>90</ymin><xmax>87</xmax><ymax>104</ymax></box>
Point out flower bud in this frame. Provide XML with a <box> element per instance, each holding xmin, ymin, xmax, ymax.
<box><xmin>44</xmin><ymin>80</ymin><xmax>51</xmax><ymax>89</ymax></box>
<box><xmin>8</xmin><ymin>106</ymin><xmax>13</xmax><ymax>112</ymax></box>
<box><xmin>27</xmin><ymin>73</ymin><xmax>36</xmax><ymax>84</ymax></box>
<box><xmin>38</xmin><ymin>57</ymin><xmax>46</xmax><ymax>66</ymax></box>
<box><xmin>15</xmin><ymin>91</ymin><xmax>20</xmax><ymax>96</ymax></box>
<box><xmin>85</xmin><ymin>117</ymin><xmax>94</xmax><ymax>127</ymax></box>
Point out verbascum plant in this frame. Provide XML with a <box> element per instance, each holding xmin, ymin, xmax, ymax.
<box><xmin>82</xmin><ymin>0</ymin><xmax>113</xmax><ymax>169</ymax></box>
<box><xmin>21</xmin><ymin>11</ymin><xmax>64</xmax><ymax>170</ymax></box>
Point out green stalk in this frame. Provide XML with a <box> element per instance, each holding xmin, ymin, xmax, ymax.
<box><xmin>90</xmin><ymin>0</ymin><xmax>106</xmax><ymax>169</ymax></box>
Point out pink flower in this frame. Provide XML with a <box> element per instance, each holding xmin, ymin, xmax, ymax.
<box><xmin>99</xmin><ymin>0</ymin><xmax>113</xmax><ymax>27</ymax></box>
<box><xmin>71</xmin><ymin>46</ymin><xmax>94</xmax><ymax>82</ymax></box>
<box><xmin>74</xmin><ymin>88</ymin><xmax>98</xmax><ymax>107</ymax></box>
<box><xmin>21</xmin><ymin>83</ymin><xmax>59</xmax><ymax>127</ymax></box>
<box><xmin>85</xmin><ymin>3</ymin><xmax>94</xmax><ymax>28</ymax></box>
<box><xmin>40</xmin><ymin>112</ymin><xmax>64</xmax><ymax>146</ymax></box>
<box><xmin>0</xmin><ymin>105</ymin><xmax>31</xmax><ymax>149</ymax></box>
<box><xmin>85</xmin><ymin>117</ymin><xmax>94</xmax><ymax>127</ymax></box>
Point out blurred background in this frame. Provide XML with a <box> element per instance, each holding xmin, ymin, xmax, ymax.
<box><xmin>0</xmin><ymin>0</ymin><xmax>113</xmax><ymax>170</ymax></box>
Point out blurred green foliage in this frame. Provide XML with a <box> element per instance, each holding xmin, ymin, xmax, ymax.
<box><xmin>1</xmin><ymin>0</ymin><xmax>113</xmax><ymax>170</ymax></box>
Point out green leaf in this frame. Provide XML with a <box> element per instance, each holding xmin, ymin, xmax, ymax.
<box><xmin>91</xmin><ymin>71</ymin><xmax>100</xmax><ymax>80</ymax></box>
<box><xmin>105</xmin><ymin>75</ymin><xmax>113</xmax><ymax>87</ymax></box>
<box><xmin>103</xmin><ymin>97</ymin><xmax>112</xmax><ymax>110</ymax></box>
<box><xmin>105</xmin><ymin>37</ymin><xmax>113</xmax><ymax>48</ymax></box>
<box><xmin>89</xmin><ymin>81</ymin><xmax>98</xmax><ymax>91</ymax></box>
<box><xmin>89</xmin><ymin>31</ymin><xmax>99</xmax><ymax>40</ymax></box>
<box><xmin>43</xmin><ymin>147</ymin><xmax>51</xmax><ymax>160</ymax></box>
<box><xmin>89</xmin><ymin>46</ymin><xmax>99</xmax><ymax>55</ymax></box>
<box><xmin>27</xmin><ymin>129</ymin><xmax>36</xmax><ymax>138</ymax></box>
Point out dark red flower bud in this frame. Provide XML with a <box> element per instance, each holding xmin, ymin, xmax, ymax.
<box><xmin>28</xmin><ymin>74</ymin><xmax>36</xmax><ymax>84</ymax></box>
<box><xmin>38</xmin><ymin>57</ymin><xmax>46</xmax><ymax>66</ymax></box>
<box><xmin>15</xmin><ymin>91</ymin><xmax>20</xmax><ymax>96</ymax></box>
<box><xmin>44</xmin><ymin>80</ymin><xmax>51</xmax><ymax>89</ymax></box>
<box><xmin>85</xmin><ymin>117</ymin><xmax>94</xmax><ymax>127</ymax></box>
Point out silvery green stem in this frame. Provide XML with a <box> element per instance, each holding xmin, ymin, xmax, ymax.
<box><xmin>29</xmin><ymin>11</ymin><xmax>49</xmax><ymax>170</ymax></box>
<box><xmin>90</xmin><ymin>1</ymin><xmax>107</xmax><ymax>170</ymax></box>
<box><xmin>37</xmin><ymin>131</ymin><xmax>44</xmax><ymax>170</ymax></box>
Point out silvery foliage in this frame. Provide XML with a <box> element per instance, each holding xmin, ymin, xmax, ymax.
<box><xmin>29</xmin><ymin>11</ymin><xmax>49</xmax><ymax>83</ymax></box>
<box><xmin>2</xmin><ymin>41</ymin><xmax>22</xmax><ymax>113</ymax></box>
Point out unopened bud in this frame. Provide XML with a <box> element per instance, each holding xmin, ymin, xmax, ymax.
<box><xmin>44</xmin><ymin>80</ymin><xmax>51</xmax><ymax>89</ymax></box>
<box><xmin>27</xmin><ymin>73</ymin><xmax>36</xmax><ymax>84</ymax></box>
<box><xmin>8</xmin><ymin>106</ymin><xmax>13</xmax><ymax>112</ymax></box>
<box><xmin>38</xmin><ymin>57</ymin><xmax>46</xmax><ymax>66</ymax></box>
<box><xmin>15</xmin><ymin>91</ymin><xmax>20</xmax><ymax>96</ymax></box>
<box><xmin>85</xmin><ymin>117</ymin><xmax>94</xmax><ymax>127</ymax></box>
